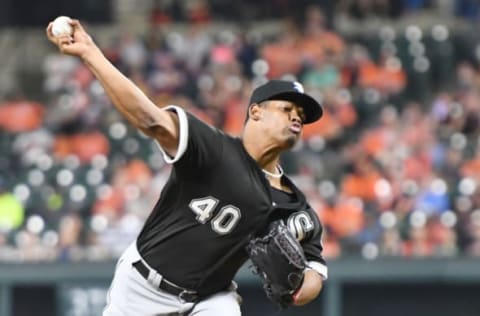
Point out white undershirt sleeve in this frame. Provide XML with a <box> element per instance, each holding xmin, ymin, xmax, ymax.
<box><xmin>154</xmin><ymin>105</ymin><xmax>189</xmax><ymax>164</ymax></box>
<box><xmin>306</xmin><ymin>261</ymin><xmax>328</xmax><ymax>280</ymax></box>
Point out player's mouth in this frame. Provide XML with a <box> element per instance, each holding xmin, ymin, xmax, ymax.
<box><xmin>289</xmin><ymin>123</ymin><xmax>302</xmax><ymax>134</ymax></box>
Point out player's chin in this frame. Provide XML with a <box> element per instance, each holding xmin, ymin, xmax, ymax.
<box><xmin>284</xmin><ymin>134</ymin><xmax>300</xmax><ymax>149</ymax></box>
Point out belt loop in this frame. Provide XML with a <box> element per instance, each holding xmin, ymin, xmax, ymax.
<box><xmin>132</xmin><ymin>260</ymin><xmax>199</xmax><ymax>302</ymax></box>
<box><xmin>146</xmin><ymin>263</ymin><xmax>163</xmax><ymax>288</ymax></box>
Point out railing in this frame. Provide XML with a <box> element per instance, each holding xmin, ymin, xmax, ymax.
<box><xmin>1</xmin><ymin>257</ymin><xmax>480</xmax><ymax>316</ymax></box>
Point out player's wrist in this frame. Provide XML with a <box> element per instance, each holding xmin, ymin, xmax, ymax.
<box><xmin>292</xmin><ymin>288</ymin><xmax>302</xmax><ymax>304</ymax></box>
<box><xmin>80</xmin><ymin>44</ymin><xmax>103</xmax><ymax>64</ymax></box>
<box><xmin>292</xmin><ymin>273</ymin><xmax>306</xmax><ymax>305</ymax></box>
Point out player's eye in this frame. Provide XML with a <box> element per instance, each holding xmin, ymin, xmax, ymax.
<box><xmin>285</xmin><ymin>106</ymin><xmax>305</xmax><ymax>123</ymax></box>
<box><xmin>299</xmin><ymin>113</ymin><xmax>306</xmax><ymax>123</ymax></box>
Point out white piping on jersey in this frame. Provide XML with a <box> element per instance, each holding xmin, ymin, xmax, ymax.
<box><xmin>306</xmin><ymin>261</ymin><xmax>328</xmax><ymax>280</ymax></box>
<box><xmin>154</xmin><ymin>105</ymin><xmax>189</xmax><ymax>164</ymax></box>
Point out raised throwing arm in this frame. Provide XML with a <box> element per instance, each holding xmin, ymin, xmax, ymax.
<box><xmin>46</xmin><ymin>19</ymin><xmax>180</xmax><ymax>157</ymax></box>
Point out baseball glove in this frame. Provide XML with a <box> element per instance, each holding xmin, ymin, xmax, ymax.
<box><xmin>246</xmin><ymin>220</ymin><xmax>307</xmax><ymax>308</ymax></box>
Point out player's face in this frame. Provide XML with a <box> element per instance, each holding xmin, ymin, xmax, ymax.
<box><xmin>261</xmin><ymin>100</ymin><xmax>305</xmax><ymax>148</ymax></box>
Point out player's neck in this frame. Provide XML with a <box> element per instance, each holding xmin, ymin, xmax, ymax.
<box><xmin>242</xmin><ymin>137</ymin><xmax>281</xmax><ymax>168</ymax></box>
<box><xmin>242</xmin><ymin>127</ymin><xmax>283</xmax><ymax>163</ymax></box>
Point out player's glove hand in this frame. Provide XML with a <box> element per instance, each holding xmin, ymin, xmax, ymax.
<box><xmin>246</xmin><ymin>220</ymin><xmax>307</xmax><ymax>308</ymax></box>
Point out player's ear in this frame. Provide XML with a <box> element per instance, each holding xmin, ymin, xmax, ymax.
<box><xmin>249</xmin><ymin>103</ymin><xmax>262</xmax><ymax>121</ymax></box>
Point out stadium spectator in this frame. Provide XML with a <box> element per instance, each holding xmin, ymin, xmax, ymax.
<box><xmin>0</xmin><ymin>177</ymin><xmax>24</xmax><ymax>232</ymax></box>
<box><xmin>0</xmin><ymin>95</ymin><xmax>45</xmax><ymax>133</ymax></box>
<box><xmin>4</xmin><ymin>4</ymin><xmax>480</xmax><ymax>262</ymax></box>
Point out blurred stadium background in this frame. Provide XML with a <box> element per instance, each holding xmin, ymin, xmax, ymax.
<box><xmin>2</xmin><ymin>0</ymin><xmax>480</xmax><ymax>315</ymax></box>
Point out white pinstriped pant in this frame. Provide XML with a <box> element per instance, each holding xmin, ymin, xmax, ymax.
<box><xmin>102</xmin><ymin>241</ymin><xmax>242</xmax><ymax>316</ymax></box>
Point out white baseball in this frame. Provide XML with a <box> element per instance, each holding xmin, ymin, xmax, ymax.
<box><xmin>51</xmin><ymin>16</ymin><xmax>73</xmax><ymax>37</ymax></box>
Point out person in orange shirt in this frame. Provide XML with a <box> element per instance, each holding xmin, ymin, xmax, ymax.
<box><xmin>303</xmin><ymin>89</ymin><xmax>358</xmax><ymax>141</ymax></box>
<box><xmin>402</xmin><ymin>225</ymin><xmax>434</xmax><ymax>257</ymax></box>
<box><xmin>0</xmin><ymin>97</ymin><xmax>45</xmax><ymax>133</ymax></box>
<box><xmin>261</xmin><ymin>18</ymin><xmax>303</xmax><ymax>78</ymax></box>
<box><xmin>300</xmin><ymin>5</ymin><xmax>345</xmax><ymax>66</ymax></box>
<box><xmin>53</xmin><ymin>131</ymin><xmax>110</xmax><ymax>164</ymax></box>
<box><xmin>319</xmin><ymin>194</ymin><xmax>365</xmax><ymax>239</ymax></box>
<box><xmin>341</xmin><ymin>155</ymin><xmax>383</xmax><ymax>202</ymax></box>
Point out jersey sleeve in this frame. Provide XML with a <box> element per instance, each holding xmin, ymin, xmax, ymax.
<box><xmin>302</xmin><ymin>208</ymin><xmax>328</xmax><ymax>280</ymax></box>
<box><xmin>155</xmin><ymin>105</ymin><xmax>224</xmax><ymax>170</ymax></box>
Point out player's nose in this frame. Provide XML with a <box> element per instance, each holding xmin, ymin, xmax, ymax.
<box><xmin>290</xmin><ymin>107</ymin><xmax>303</xmax><ymax>124</ymax></box>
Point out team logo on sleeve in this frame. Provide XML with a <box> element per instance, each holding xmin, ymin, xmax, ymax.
<box><xmin>287</xmin><ymin>211</ymin><xmax>314</xmax><ymax>241</ymax></box>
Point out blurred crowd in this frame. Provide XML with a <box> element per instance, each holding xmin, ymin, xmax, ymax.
<box><xmin>145</xmin><ymin>0</ymin><xmax>480</xmax><ymax>24</ymax></box>
<box><xmin>2</xmin><ymin>2</ymin><xmax>480</xmax><ymax>263</ymax></box>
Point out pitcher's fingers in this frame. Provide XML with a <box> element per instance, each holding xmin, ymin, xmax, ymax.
<box><xmin>58</xmin><ymin>34</ymin><xmax>73</xmax><ymax>46</ymax></box>
<box><xmin>46</xmin><ymin>22</ymin><xmax>56</xmax><ymax>42</ymax></box>
<box><xmin>70</xmin><ymin>19</ymin><xmax>85</xmax><ymax>33</ymax></box>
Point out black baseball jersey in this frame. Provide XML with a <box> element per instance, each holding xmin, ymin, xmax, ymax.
<box><xmin>269</xmin><ymin>184</ymin><xmax>326</xmax><ymax>271</ymax></box>
<box><xmin>137</xmin><ymin>107</ymin><xmax>326</xmax><ymax>297</ymax></box>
